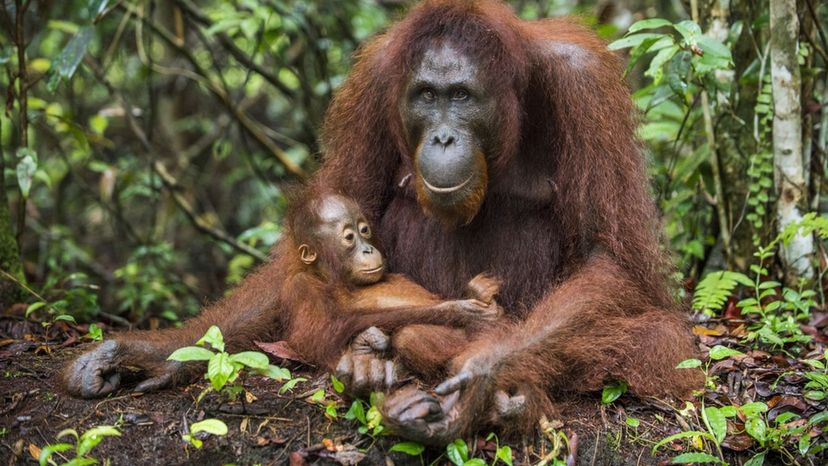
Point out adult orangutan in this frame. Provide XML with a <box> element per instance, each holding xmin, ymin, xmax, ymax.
<box><xmin>65</xmin><ymin>0</ymin><xmax>700</xmax><ymax>444</ymax></box>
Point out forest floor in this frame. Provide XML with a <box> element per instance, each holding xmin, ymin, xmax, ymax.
<box><xmin>0</xmin><ymin>315</ymin><xmax>826</xmax><ymax>466</ymax></box>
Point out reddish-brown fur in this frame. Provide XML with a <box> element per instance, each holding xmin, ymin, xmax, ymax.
<box><xmin>65</xmin><ymin>0</ymin><xmax>700</xmax><ymax>440</ymax></box>
<box><xmin>279</xmin><ymin>192</ymin><xmax>501</xmax><ymax>369</ymax></box>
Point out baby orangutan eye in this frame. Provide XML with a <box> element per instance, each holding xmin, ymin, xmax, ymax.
<box><xmin>359</xmin><ymin>223</ymin><xmax>371</xmax><ymax>238</ymax></box>
<box><xmin>343</xmin><ymin>230</ymin><xmax>355</xmax><ymax>247</ymax></box>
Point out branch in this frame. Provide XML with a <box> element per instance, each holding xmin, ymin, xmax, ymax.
<box><xmin>120</xmin><ymin>2</ymin><xmax>307</xmax><ymax>179</ymax></box>
<box><xmin>84</xmin><ymin>58</ymin><xmax>269</xmax><ymax>263</ymax></box>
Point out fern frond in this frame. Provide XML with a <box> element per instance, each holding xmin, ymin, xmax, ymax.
<box><xmin>692</xmin><ymin>271</ymin><xmax>752</xmax><ymax>315</ymax></box>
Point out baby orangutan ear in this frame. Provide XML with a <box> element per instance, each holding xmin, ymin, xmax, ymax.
<box><xmin>298</xmin><ymin>244</ymin><xmax>317</xmax><ymax>265</ymax></box>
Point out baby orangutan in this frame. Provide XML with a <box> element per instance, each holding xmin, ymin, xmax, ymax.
<box><xmin>281</xmin><ymin>193</ymin><xmax>502</xmax><ymax>382</ymax></box>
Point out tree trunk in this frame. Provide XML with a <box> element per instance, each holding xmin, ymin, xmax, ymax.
<box><xmin>0</xmin><ymin>121</ymin><xmax>25</xmax><ymax>307</ymax></box>
<box><xmin>770</xmin><ymin>0</ymin><xmax>814</xmax><ymax>283</ymax></box>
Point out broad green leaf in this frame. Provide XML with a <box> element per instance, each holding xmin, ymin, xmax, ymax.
<box><xmin>190</xmin><ymin>419</ymin><xmax>228</xmax><ymax>436</ymax></box>
<box><xmin>608</xmin><ymin>33</ymin><xmax>664</xmax><ymax>51</ymax></box>
<box><xmin>670</xmin><ymin>452</ymin><xmax>722</xmax><ymax>464</ymax></box>
<box><xmin>464</xmin><ymin>459</ymin><xmax>486</xmax><ymax>466</ymax></box>
<box><xmin>207</xmin><ymin>352</ymin><xmax>234</xmax><ymax>390</ymax></box>
<box><xmin>676</xmin><ymin>358</ymin><xmax>702</xmax><ymax>369</ymax></box>
<box><xmin>809</xmin><ymin>411</ymin><xmax>828</xmax><ymax>425</ymax></box>
<box><xmin>740</xmin><ymin>402</ymin><xmax>768</xmax><ymax>417</ymax></box>
<box><xmin>168</xmin><ymin>346</ymin><xmax>214</xmax><ymax>362</ymax></box>
<box><xmin>703</xmin><ymin>407</ymin><xmax>727</xmax><ymax>444</ymax></box>
<box><xmin>673</xmin><ymin>20</ymin><xmax>702</xmax><ymax>44</ymax></box>
<box><xmin>331</xmin><ymin>374</ymin><xmax>345</xmax><ymax>393</ymax></box>
<box><xmin>645</xmin><ymin>44</ymin><xmax>679</xmax><ymax>84</ymax></box>
<box><xmin>744</xmin><ymin>452</ymin><xmax>765</xmax><ymax>466</ymax></box>
<box><xmin>745</xmin><ymin>417</ymin><xmax>766</xmax><ymax>445</ymax></box>
<box><xmin>626</xmin><ymin>417</ymin><xmax>640</xmax><ymax>428</ymax></box>
<box><xmin>708</xmin><ymin>345</ymin><xmax>743</xmax><ymax>360</ymax></box>
<box><xmin>54</xmin><ymin>314</ymin><xmax>77</xmax><ymax>323</ymax></box>
<box><xmin>719</xmin><ymin>406</ymin><xmax>737</xmax><ymax>417</ymax></box>
<box><xmin>345</xmin><ymin>400</ymin><xmax>366</xmax><ymax>424</ymax></box>
<box><xmin>229</xmin><ymin>351</ymin><xmax>269</xmax><ymax>370</ymax></box>
<box><xmin>197</xmin><ymin>325</ymin><xmax>225</xmax><ymax>352</ymax></box>
<box><xmin>601</xmin><ymin>380</ymin><xmax>627</xmax><ymax>404</ymax></box>
<box><xmin>259</xmin><ymin>364</ymin><xmax>290</xmax><ymax>381</ymax></box>
<box><xmin>447</xmin><ymin>439</ymin><xmax>469</xmax><ymax>466</ymax></box>
<box><xmin>25</xmin><ymin>301</ymin><xmax>47</xmax><ymax>318</ymax></box>
<box><xmin>628</xmin><ymin>18</ymin><xmax>673</xmax><ymax>33</ymax></box>
<box><xmin>496</xmin><ymin>445</ymin><xmax>513</xmax><ymax>466</ymax></box>
<box><xmin>390</xmin><ymin>442</ymin><xmax>425</xmax><ymax>456</ymax></box>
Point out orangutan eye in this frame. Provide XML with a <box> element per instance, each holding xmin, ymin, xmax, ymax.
<box><xmin>451</xmin><ymin>89</ymin><xmax>469</xmax><ymax>100</ymax></box>
<box><xmin>421</xmin><ymin>88</ymin><xmax>436</xmax><ymax>102</ymax></box>
<box><xmin>359</xmin><ymin>223</ymin><xmax>371</xmax><ymax>238</ymax></box>
<box><xmin>343</xmin><ymin>230</ymin><xmax>355</xmax><ymax>247</ymax></box>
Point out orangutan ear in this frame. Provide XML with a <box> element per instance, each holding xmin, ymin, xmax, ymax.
<box><xmin>298</xmin><ymin>244</ymin><xmax>318</xmax><ymax>265</ymax></box>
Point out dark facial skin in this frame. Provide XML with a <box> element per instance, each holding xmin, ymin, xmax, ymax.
<box><xmin>400</xmin><ymin>44</ymin><xmax>499</xmax><ymax>223</ymax></box>
<box><xmin>301</xmin><ymin>195</ymin><xmax>385</xmax><ymax>286</ymax></box>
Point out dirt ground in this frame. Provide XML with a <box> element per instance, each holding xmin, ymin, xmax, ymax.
<box><xmin>0</xmin><ymin>318</ymin><xmax>825</xmax><ymax>465</ymax></box>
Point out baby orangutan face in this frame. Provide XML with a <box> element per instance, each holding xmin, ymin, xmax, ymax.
<box><xmin>298</xmin><ymin>195</ymin><xmax>385</xmax><ymax>286</ymax></box>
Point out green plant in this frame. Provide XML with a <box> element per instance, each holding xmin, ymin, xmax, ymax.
<box><xmin>536</xmin><ymin>417</ymin><xmax>573</xmax><ymax>466</ymax></box>
<box><xmin>181</xmin><ymin>419</ymin><xmax>228</xmax><ymax>449</ymax></box>
<box><xmin>39</xmin><ymin>425</ymin><xmax>121</xmax><ymax>466</ymax></box>
<box><xmin>344</xmin><ymin>392</ymin><xmax>385</xmax><ymax>437</ymax></box>
<box><xmin>601</xmin><ymin>380</ymin><xmax>628</xmax><ymax>405</ymax></box>
<box><xmin>446</xmin><ymin>438</ymin><xmax>485</xmax><ymax>466</ymax></box>
<box><xmin>85</xmin><ymin>323</ymin><xmax>103</xmax><ymax>341</ymax></box>
<box><xmin>167</xmin><ymin>325</ymin><xmax>290</xmax><ymax>401</ymax></box>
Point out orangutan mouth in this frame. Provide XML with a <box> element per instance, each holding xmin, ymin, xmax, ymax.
<box><xmin>422</xmin><ymin>174</ymin><xmax>473</xmax><ymax>194</ymax></box>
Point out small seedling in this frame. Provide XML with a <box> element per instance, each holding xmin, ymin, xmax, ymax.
<box><xmin>181</xmin><ymin>419</ymin><xmax>228</xmax><ymax>449</ymax></box>
<box><xmin>38</xmin><ymin>425</ymin><xmax>121</xmax><ymax>466</ymax></box>
<box><xmin>167</xmin><ymin>325</ymin><xmax>290</xmax><ymax>401</ymax></box>
<box><xmin>344</xmin><ymin>392</ymin><xmax>385</xmax><ymax>436</ymax></box>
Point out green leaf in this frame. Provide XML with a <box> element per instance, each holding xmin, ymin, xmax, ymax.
<box><xmin>168</xmin><ymin>346</ymin><xmax>214</xmax><ymax>362</ymax></box>
<box><xmin>692</xmin><ymin>271</ymin><xmax>751</xmax><ymax>314</ymax></box>
<box><xmin>625</xmin><ymin>417</ymin><xmax>640</xmax><ymax>428</ymax></box>
<box><xmin>39</xmin><ymin>443</ymin><xmax>73</xmax><ymax>466</ymax></box>
<box><xmin>745</xmin><ymin>417</ymin><xmax>766</xmax><ymax>445</ymax></box>
<box><xmin>16</xmin><ymin>149</ymin><xmax>37</xmax><ymax>199</ymax></box>
<box><xmin>740</xmin><ymin>402</ymin><xmax>768</xmax><ymax>417</ymax></box>
<box><xmin>228</xmin><ymin>351</ymin><xmax>269</xmax><ymax>370</ymax></box>
<box><xmin>390</xmin><ymin>442</ymin><xmax>425</xmax><ymax>456</ymax></box>
<box><xmin>447</xmin><ymin>439</ymin><xmax>469</xmax><ymax>466</ymax></box>
<box><xmin>54</xmin><ymin>314</ymin><xmax>77</xmax><ymax>323</ymax></box>
<box><xmin>207</xmin><ymin>352</ymin><xmax>234</xmax><ymax>391</ymax></box>
<box><xmin>464</xmin><ymin>459</ymin><xmax>486</xmax><ymax>466</ymax></box>
<box><xmin>676</xmin><ymin>358</ymin><xmax>702</xmax><ymax>369</ymax></box>
<box><xmin>708</xmin><ymin>345</ymin><xmax>743</xmax><ymax>360</ymax></box>
<box><xmin>77</xmin><ymin>425</ymin><xmax>120</xmax><ymax>456</ymax></box>
<box><xmin>197</xmin><ymin>325</ymin><xmax>225</xmax><ymax>352</ymax></box>
<box><xmin>744</xmin><ymin>452</ymin><xmax>765</xmax><ymax>466</ymax></box>
<box><xmin>278</xmin><ymin>377</ymin><xmax>306</xmax><ymax>394</ymax></box>
<box><xmin>608</xmin><ymin>32</ymin><xmax>664</xmax><ymax>51</ymax></box>
<box><xmin>86</xmin><ymin>323</ymin><xmax>103</xmax><ymax>341</ymax></box>
<box><xmin>719</xmin><ymin>406</ymin><xmax>737</xmax><ymax>417</ymax></box>
<box><xmin>259</xmin><ymin>364</ymin><xmax>290</xmax><ymax>381</ymax></box>
<box><xmin>25</xmin><ymin>301</ymin><xmax>47</xmax><ymax>318</ymax></box>
<box><xmin>52</xmin><ymin>25</ymin><xmax>95</xmax><ymax>81</ymax></box>
<box><xmin>628</xmin><ymin>18</ymin><xmax>673</xmax><ymax>33</ymax></box>
<box><xmin>703</xmin><ymin>407</ymin><xmax>727</xmax><ymax>444</ymax></box>
<box><xmin>331</xmin><ymin>374</ymin><xmax>345</xmax><ymax>393</ymax></box>
<box><xmin>601</xmin><ymin>380</ymin><xmax>627</xmax><ymax>404</ymax></box>
<box><xmin>191</xmin><ymin>419</ymin><xmax>228</xmax><ymax>436</ymax></box>
<box><xmin>670</xmin><ymin>452</ymin><xmax>722</xmax><ymax>464</ymax></box>
<box><xmin>345</xmin><ymin>400</ymin><xmax>367</xmax><ymax>424</ymax></box>
<box><xmin>809</xmin><ymin>411</ymin><xmax>828</xmax><ymax>425</ymax></box>
<box><xmin>496</xmin><ymin>445</ymin><xmax>513</xmax><ymax>466</ymax></box>
<box><xmin>672</xmin><ymin>20</ymin><xmax>702</xmax><ymax>44</ymax></box>
<box><xmin>645</xmin><ymin>44</ymin><xmax>679</xmax><ymax>84</ymax></box>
